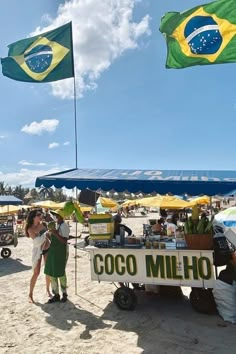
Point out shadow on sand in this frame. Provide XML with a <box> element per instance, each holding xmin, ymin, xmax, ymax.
<box><xmin>38</xmin><ymin>300</ymin><xmax>111</xmax><ymax>339</ymax></box>
<box><xmin>99</xmin><ymin>289</ymin><xmax>235</xmax><ymax>354</ymax></box>
<box><xmin>0</xmin><ymin>257</ymin><xmax>31</xmax><ymax>277</ymax></box>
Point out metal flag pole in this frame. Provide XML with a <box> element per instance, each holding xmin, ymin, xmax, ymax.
<box><xmin>70</xmin><ymin>22</ymin><xmax>79</xmax><ymax>295</ymax></box>
<box><xmin>70</xmin><ymin>21</ymin><xmax>78</xmax><ymax>170</ymax></box>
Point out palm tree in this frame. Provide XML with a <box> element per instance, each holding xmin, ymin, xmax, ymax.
<box><xmin>39</xmin><ymin>187</ymin><xmax>54</xmax><ymax>200</ymax></box>
<box><xmin>30</xmin><ymin>188</ymin><xmax>39</xmax><ymax>200</ymax></box>
<box><xmin>13</xmin><ymin>185</ymin><xmax>27</xmax><ymax>200</ymax></box>
<box><xmin>53</xmin><ymin>188</ymin><xmax>67</xmax><ymax>202</ymax></box>
<box><xmin>0</xmin><ymin>181</ymin><xmax>7</xmax><ymax>195</ymax></box>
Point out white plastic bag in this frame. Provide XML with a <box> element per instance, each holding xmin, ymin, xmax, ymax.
<box><xmin>213</xmin><ymin>280</ymin><xmax>236</xmax><ymax>323</ymax></box>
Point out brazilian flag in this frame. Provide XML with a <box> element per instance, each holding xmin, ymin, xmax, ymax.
<box><xmin>1</xmin><ymin>22</ymin><xmax>74</xmax><ymax>82</ymax></box>
<box><xmin>159</xmin><ymin>0</ymin><xmax>236</xmax><ymax>69</ymax></box>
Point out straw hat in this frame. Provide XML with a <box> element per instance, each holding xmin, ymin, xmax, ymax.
<box><xmin>50</xmin><ymin>209</ymin><xmax>65</xmax><ymax>219</ymax></box>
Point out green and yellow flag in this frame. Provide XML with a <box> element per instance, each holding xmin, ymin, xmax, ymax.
<box><xmin>1</xmin><ymin>22</ymin><xmax>74</xmax><ymax>82</ymax></box>
<box><xmin>159</xmin><ymin>0</ymin><xmax>236</xmax><ymax>69</ymax></box>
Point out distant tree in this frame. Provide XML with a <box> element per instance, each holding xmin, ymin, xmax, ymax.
<box><xmin>39</xmin><ymin>187</ymin><xmax>54</xmax><ymax>200</ymax></box>
<box><xmin>0</xmin><ymin>181</ymin><xmax>7</xmax><ymax>195</ymax></box>
<box><xmin>30</xmin><ymin>188</ymin><xmax>39</xmax><ymax>200</ymax></box>
<box><xmin>13</xmin><ymin>185</ymin><xmax>27</xmax><ymax>200</ymax></box>
<box><xmin>53</xmin><ymin>188</ymin><xmax>67</xmax><ymax>202</ymax></box>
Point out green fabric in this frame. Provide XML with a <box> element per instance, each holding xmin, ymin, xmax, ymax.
<box><xmin>74</xmin><ymin>204</ymin><xmax>84</xmax><ymax>224</ymax></box>
<box><xmin>159</xmin><ymin>0</ymin><xmax>236</xmax><ymax>69</ymax></box>
<box><xmin>44</xmin><ymin>234</ymin><xmax>67</xmax><ymax>277</ymax></box>
<box><xmin>1</xmin><ymin>22</ymin><xmax>74</xmax><ymax>82</ymax></box>
<box><xmin>89</xmin><ymin>218</ymin><xmax>112</xmax><ymax>224</ymax></box>
<box><xmin>50</xmin><ymin>275</ymin><xmax>67</xmax><ymax>295</ymax></box>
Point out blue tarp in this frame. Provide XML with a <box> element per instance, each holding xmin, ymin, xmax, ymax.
<box><xmin>35</xmin><ymin>168</ymin><xmax>236</xmax><ymax>195</ymax></box>
<box><xmin>0</xmin><ymin>195</ymin><xmax>23</xmax><ymax>205</ymax></box>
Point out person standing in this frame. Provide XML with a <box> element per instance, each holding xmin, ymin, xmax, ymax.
<box><xmin>25</xmin><ymin>209</ymin><xmax>51</xmax><ymax>303</ymax></box>
<box><xmin>44</xmin><ymin>210</ymin><xmax>70</xmax><ymax>303</ymax></box>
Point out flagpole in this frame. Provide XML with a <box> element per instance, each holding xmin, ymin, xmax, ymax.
<box><xmin>70</xmin><ymin>22</ymin><xmax>78</xmax><ymax>295</ymax></box>
<box><xmin>70</xmin><ymin>22</ymin><xmax>78</xmax><ymax>169</ymax></box>
<box><xmin>73</xmin><ymin>76</ymin><xmax>78</xmax><ymax>168</ymax></box>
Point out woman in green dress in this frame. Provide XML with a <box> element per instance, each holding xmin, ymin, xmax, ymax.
<box><xmin>44</xmin><ymin>210</ymin><xmax>70</xmax><ymax>303</ymax></box>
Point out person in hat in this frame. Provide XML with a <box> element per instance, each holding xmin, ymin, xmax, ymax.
<box><xmin>165</xmin><ymin>216</ymin><xmax>178</xmax><ymax>237</ymax></box>
<box><xmin>44</xmin><ymin>209</ymin><xmax>70</xmax><ymax>303</ymax></box>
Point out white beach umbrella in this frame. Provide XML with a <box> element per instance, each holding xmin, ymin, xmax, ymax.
<box><xmin>214</xmin><ymin>207</ymin><xmax>236</xmax><ymax>228</ymax></box>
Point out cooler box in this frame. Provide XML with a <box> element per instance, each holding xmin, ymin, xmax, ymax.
<box><xmin>89</xmin><ymin>214</ymin><xmax>114</xmax><ymax>240</ymax></box>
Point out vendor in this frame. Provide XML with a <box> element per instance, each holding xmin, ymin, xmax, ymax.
<box><xmin>113</xmin><ymin>214</ymin><xmax>132</xmax><ymax>238</ymax></box>
<box><xmin>152</xmin><ymin>218</ymin><xmax>164</xmax><ymax>235</ymax></box>
<box><xmin>165</xmin><ymin>216</ymin><xmax>178</xmax><ymax>237</ymax></box>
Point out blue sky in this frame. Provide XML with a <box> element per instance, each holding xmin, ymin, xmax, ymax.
<box><xmin>0</xmin><ymin>0</ymin><xmax>235</xmax><ymax>188</ymax></box>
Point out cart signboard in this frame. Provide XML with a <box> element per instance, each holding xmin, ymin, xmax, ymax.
<box><xmin>0</xmin><ymin>215</ymin><xmax>15</xmax><ymax>247</ymax></box>
<box><xmin>88</xmin><ymin>248</ymin><xmax>215</xmax><ymax>288</ymax></box>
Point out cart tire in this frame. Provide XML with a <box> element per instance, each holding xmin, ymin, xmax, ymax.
<box><xmin>190</xmin><ymin>288</ymin><xmax>216</xmax><ymax>314</ymax></box>
<box><xmin>114</xmin><ymin>287</ymin><xmax>137</xmax><ymax>311</ymax></box>
<box><xmin>1</xmin><ymin>248</ymin><xmax>12</xmax><ymax>258</ymax></box>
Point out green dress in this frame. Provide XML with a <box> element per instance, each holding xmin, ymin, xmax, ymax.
<box><xmin>44</xmin><ymin>233</ymin><xmax>67</xmax><ymax>277</ymax></box>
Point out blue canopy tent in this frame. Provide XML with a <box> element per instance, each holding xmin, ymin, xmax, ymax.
<box><xmin>0</xmin><ymin>195</ymin><xmax>23</xmax><ymax>205</ymax></box>
<box><xmin>35</xmin><ymin>168</ymin><xmax>236</xmax><ymax>196</ymax></box>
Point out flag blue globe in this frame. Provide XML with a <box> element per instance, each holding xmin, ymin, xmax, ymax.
<box><xmin>184</xmin><ymin>16</ymin><xmax>222</xmax><ymax>55</ymax></box>
<box><xmin>24</xmin><ymin>45</ymin><xmax>53</xmax><ymax>73</ymax></box>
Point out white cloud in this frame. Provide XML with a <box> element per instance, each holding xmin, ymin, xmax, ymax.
<box><xmin>32</xmin><ymin>0</ymin><xmax>151</xmax><ymax>99</ymax></box>
<box><xmin>0</xmin><ymin>135</ymin><xmax>6</xmax><ymax>139</ymax></box>
<box><xmin>21</xmin><ymin>119</ymin><xmax>59</xmax><ymax>135</ymax></box>
<box><xmin>18</xmin><ymin>160</ymin><xmax>47</xmax><ymax>166</ymax></box>
<box><xmin>63</xmin><ymin>141</ymin><xmax>70</xmax><ymax>146</ymax></box>
<box><xmin>0</xmin><ymin>167</ymin><xmax>66</xmax><ymax>187</ymax></box>
<box><xmin>49</xmin><ymin>142</ymin><xmax>59</xmax><ymax>149</ymax></box>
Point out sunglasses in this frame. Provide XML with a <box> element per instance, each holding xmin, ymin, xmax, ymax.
<box><xmin>36</xmin><ymin>213</ymin><xmax>42</xmax><ymax>217</ymax></box>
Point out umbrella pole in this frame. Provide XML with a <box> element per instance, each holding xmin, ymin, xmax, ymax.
<box><xmin>210</xmin><ymin>197</ymin><xmax>213</xmax><ymax>215</ymax></box>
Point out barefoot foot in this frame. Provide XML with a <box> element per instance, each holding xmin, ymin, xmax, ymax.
<box><xmin>28</xmin><ymin>294</ymin><xmax>35</xmax><ymax>303</ymax></box>
<box><xmin>47</xmin><ymin>291</ymin><xmax>53</xmax><ymax>298</ymax></box>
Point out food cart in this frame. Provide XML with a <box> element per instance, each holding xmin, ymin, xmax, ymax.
<box><xmin>0</xmin><ymin>196</ymin><xmax>22</xmax><ymax>258</ymax></box>
<box><xmin>35</xmin><ymin>168</ymin><xmax>236</xmax><ymax>311</ymax></box>
<box><xmin>0</xmin><ymin>214</ymin><xmax>18</xmax><ymax>258</ymax></box>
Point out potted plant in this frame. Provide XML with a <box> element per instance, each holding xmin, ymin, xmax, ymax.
<box><xmin>184</xmin><ymin>206</ymin><xmax>214</xmax><ymax>250</ymax></box>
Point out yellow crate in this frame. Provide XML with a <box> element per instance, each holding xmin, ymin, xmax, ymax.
<box><xmin>89</xmin><ymin>214</ymin><xmax>114</xmax><ymax>240</ymax></box>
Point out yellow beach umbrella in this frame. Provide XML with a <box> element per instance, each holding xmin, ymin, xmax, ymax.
<box><xmin>140</xmin><ymin>195</ymin><xmax>190</xmax><ymax>209</ymax></box>
<box><xmin>0</xmin><ymin>205</ymin><xmax>20</xmax><ymax>215</ymax></box>
<box><xmin>100</xmin><ymin>197</ymin><xmax>118</xmax><ymax>208</ymax></box>
<box><xmin>188</xmin><ymin>195</ymin><xmax>210</xmax><ymax>207</ymax></box>
<box><xmin>138</xmin><ymin>196</ymin><xmax>162</xmax><ymax>207</ymax></box>
<box><xmin>31</xmin><ymin>200</ymin><xmax>63</xmax><ymax>209</ymax></box>
<box><xmin>158</xmin><ymin>197</ymin><xmax>190</xmax><ymax>209</ymax></box>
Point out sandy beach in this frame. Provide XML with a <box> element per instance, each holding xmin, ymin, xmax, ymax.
<box><xmin>1</xmin><ymin>212</ymin><xmax>236</xmax><ymax>354</ymax></box>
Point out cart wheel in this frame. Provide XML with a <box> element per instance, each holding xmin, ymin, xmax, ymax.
<box><xmin>1</xmin><ymin>248</ymin><xmax>12</xmax><ymax>258</ymax></box>
<box><xmin>190</xmin><ymin>288</ymin><xmax>216</xmax><ymax>314</ymax></box>
<box><xmin>114</xmin><ymin>287</ymin><xmax>137</xmax><ymax>311</ymax></box>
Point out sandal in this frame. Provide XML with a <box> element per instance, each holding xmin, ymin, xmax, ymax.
<box><xmin>61</xmin><ymin>293</ymin><xmax>68</xmax><ymax>303</ymax></box>
<box><xmin>48</xmin><ymin>294</ymin><xmax>60</xmax><ymax>303</ymax></box>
